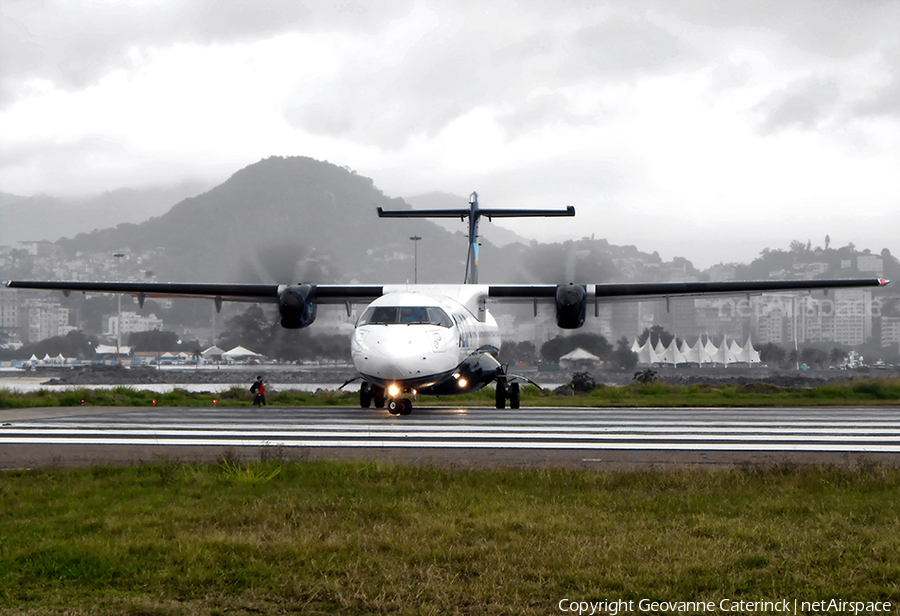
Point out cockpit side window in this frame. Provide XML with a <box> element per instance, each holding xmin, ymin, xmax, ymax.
<box><xmin>357</xmin><ymin>306</ymin><xmax>453</xmax><ymax>327</ymax></box>
<box><xmin>426</xmin><ymin>307</ymin><xmax>453</xmax><ymax>328</ymax></box>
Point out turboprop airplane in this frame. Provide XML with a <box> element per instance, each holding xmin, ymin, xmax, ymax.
<box><xmin>4</xmin><ymin>192</ymin><xmax>890</xmax><ymax>415</ymax></box>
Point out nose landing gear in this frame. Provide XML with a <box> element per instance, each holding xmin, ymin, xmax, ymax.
<box><xmin>360</xmin><ymin>382</ymin><xmax>413</xmax><ymax>415</ymax></box>
<box><xmin>388</xmin><ymin>397</ymin><xmax>413</xmax><ymax>415</ymax></box>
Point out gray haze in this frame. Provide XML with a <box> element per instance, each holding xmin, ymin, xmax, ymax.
<box><xmin>1</xmin><ymin>1</ymin><xmax>897</xmax><ymax>268</ymax></box>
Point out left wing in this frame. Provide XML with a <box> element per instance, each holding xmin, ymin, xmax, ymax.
<box><xmin>2</xmin><ymin>280</ymin><xmax>383</xmax><ymax>305</ymax></box>
<box><xmin>2</xmin><ymin>280</ymin><xmax>385</xmax><ymax>329</ymax></box>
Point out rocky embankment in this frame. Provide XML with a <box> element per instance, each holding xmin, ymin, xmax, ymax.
<box><xmin>26</xmin><ymin>364</ymin><xmax>893</xmax><ymax>389</ymax></box>
<box><xmin>35</xmin><ymin>365</ymin><xmax>356</xmax><ymax>386</ymax></box>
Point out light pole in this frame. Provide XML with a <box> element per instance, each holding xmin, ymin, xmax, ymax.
<box><xmin>409</xmin><ymin>235</ymin><xmax>422</xmax><ymax>283</ymax></box>
<box><xmin>113</xmin><ymin>252</ymin><xmax>125</xmax><ymax>365</ymax></box>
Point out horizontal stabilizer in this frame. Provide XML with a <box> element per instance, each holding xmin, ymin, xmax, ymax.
<box><xmin>377</xmin><ymin>208</ymin><xmax>470</xmax><ymax>218</ymax></box>
<box><xmin>377</xmin><ymin>206</ymin><xmax>575</xmax><ymax>219</ymax></box>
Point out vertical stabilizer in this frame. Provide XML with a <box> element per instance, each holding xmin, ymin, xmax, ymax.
<box><xmin>377</xmin><ymin>194</ymin><xmax>575</xmax><ymax>284</ymax></box>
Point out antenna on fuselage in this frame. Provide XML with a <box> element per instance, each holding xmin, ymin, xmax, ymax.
<box><xmin>377</xmin><ymin>194</ymin><xmax>575</xmax><ymax>284</ymax></box>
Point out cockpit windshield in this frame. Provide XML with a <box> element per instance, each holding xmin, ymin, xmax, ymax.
<box><xmin>357</xmin><ymin>306</ymin><xmax>453</xmax><ymax>327</ymax></box>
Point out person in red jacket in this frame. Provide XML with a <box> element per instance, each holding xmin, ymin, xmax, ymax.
<box><xmin>250</xmin><ymin>375</ymin><xmax>266</xmax><ymax>406</ymax></box>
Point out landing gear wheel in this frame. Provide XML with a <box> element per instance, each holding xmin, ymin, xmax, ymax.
<box><xmin>400</xmin><ymin>398</ymin><xmax>413</xmax><ymax>415</ymax></box>
<box><xmin>359</xmin><ymin>382</ymin><xmax>372</xmax><ymax>408</ymax></box>
<box><xmin>387</xmin><ymin>398</ymin><xmax>401</xmax><ymax>415</ymax></box>
<box><xmin>495</xmin><ymin>381</ymin><xmax>507</xmax><ymax>409</ymax></box>
<box><xmin>373</xmin><ymin>387</ymin><xmax>385</xmax><ymax>408</ymax></box>
<box><xmin>509</xmin><ymin>382</ymin><xmax>520</xmax><ymax>409</ymax></box>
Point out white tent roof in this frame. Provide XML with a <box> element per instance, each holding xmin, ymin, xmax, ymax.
<box><xmin>95</xmin><ymin>344</ymin><xmax>131</xmax><ymax>355</ymax></box>
<box><xmin>632</xmin><ymin>334</ymin><xmax>760</xmax><ymax>365</ymax></box>
<box><xmin>201</xmin><ymin>345</ymin><xmax>225</xmax><ymax>357</ymax></box>
<box><xmin>659</xmin><ymin>339</ymin><xmax>686</xmax><ymax>365</ymax></box>
<box><xmin>224</xmin><ymin>345</ymin><xmax>261</xmax><ymax>357</ymax></box>
<box><xmin>560</xmin><ymin>347</ymin><xmax>600</xmax><ymax>361</ymax></box>
<box><xmin>653</xmin><ymin>338</ymin><xmax>666</xmax><ymax>356</ymax></box>
<box><xmin>633</xmin><ymin>340</ymin><xmax>661</xmax><ymax>365</ymax></box>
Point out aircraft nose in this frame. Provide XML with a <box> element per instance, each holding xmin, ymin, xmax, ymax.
<box><xmin>352</xmin><ymin>327</ymin><xmax>449</xmax><ymax>381</ymax></box>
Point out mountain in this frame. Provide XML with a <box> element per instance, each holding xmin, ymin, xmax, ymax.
<box><xmin>0</xmin><ymin>182</ymin><xmax>211</xmax><ymax>245</ymax></box>
<box><xmin>56</xmin><ymin>157</ymin><xmax>476</xmax><ymax>284</ymax></box>
<box><xmin>35</xmin><ymin>156</ymin><xmax>718</xmax><ymax>287</ymax></box>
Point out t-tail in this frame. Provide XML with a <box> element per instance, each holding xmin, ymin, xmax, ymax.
<box><xmin>377</xmin><ymin>192</ymin><xmax>575</xmax><ymax>284</ymax></box>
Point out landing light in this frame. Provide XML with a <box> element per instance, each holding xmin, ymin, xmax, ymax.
<box><xmin>457</xmin><ymin>378</ymin><xmax>468</xmax><ymax>388</ymax></box>
<box><xmin>388</xmin><ymin>383</ymin><xmax>401</xmax><ymax>397</ymax></box>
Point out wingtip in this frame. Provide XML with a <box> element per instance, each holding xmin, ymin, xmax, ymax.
<box><xmin>880</xmin><ymin>278</ymin><xmax>890</xmax><ymax>286</ymax></box>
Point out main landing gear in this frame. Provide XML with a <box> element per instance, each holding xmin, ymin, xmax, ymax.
<box><xmin>360</xmin><ymin>382</ymin><xmax>411</xmax><ymax>415</ymax></box>
<box><xmin>495</xmin><ymin>377</ymin><xmax>520</xmax><ymax>409</ymax></box>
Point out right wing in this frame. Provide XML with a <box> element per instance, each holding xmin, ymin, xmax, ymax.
<box><xmin>488</xmin><ymin>278</ymin><xmax>890</xmax><ymax>302</ymax></box>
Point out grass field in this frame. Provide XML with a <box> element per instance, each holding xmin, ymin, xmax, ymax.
<box><xmin>2</xmin><ymin>377</ymin><xmax>900</xmax><ymax>409</ymax></box>
<box><xmin>1</xmin><ymin>460</ymin><xmax>899</xmax><ymax>615</ymax></box>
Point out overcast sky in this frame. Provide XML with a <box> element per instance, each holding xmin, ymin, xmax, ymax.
<box><xmin>1</xmin><ymin>0</ymin><xmax>898</xmax><ymax>269</ymax></box>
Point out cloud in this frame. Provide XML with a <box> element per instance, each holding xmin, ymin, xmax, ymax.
<box><xmin>282</xmin><ymin>6</ymin><xmax>704</xmax><ymax>149</ymax></box>
<box><xmin>852</xmin><ymin>41</ymin><xmax>900</xmax><ymax>120</ymax></box>
<box><xmin>753</xmin><ymin>77</ymin><xmax>842</xmax><ymax>134</ymax></box>
<box><xmin>0</xmin><ymin>0</ymin><xmax>410</xmax><ymax>105</ymax></box>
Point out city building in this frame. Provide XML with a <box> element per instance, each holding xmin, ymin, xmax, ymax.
<box><xmin>105</xmin><ymin>311</ymin><xmax>164</xmax><ymax>339</ymax></box>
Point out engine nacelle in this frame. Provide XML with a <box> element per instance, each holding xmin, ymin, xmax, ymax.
<box><xmin>278</xmin><ymin>284</ymin><xmax>317</xmax><ymax>328</ymax></box>
<box><xmin>555</xmin><ymin>283</ymin><xmax>587</xmax><ymax>329</ymax></box>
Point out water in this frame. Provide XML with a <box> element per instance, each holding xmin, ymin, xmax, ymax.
<box><xmin>0</xmin><ymin>378</ymin><xmax>359</xmax><ymax>394</ymax></box>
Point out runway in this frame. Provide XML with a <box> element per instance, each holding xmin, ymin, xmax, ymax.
<box><xmin>2</xmin><ymin>405</ymin><xmax>899</xmax><ymax>469</ymax></box>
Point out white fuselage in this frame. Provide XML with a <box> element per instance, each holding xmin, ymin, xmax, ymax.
<box><xmin>350</xmin><ymin>285</ymin><xmax>501</xmax><ymax>394</ymax></box>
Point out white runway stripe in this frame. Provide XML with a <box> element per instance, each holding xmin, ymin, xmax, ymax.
<box><xmin>2</xmin><ymin>405</ymin><xmax>899</xmax><ymax>452</ymax></box>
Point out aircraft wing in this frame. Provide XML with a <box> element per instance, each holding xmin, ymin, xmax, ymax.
<box><xmin>6</xmin><ymin>278</ymin><xmax>889</xmax><ymax>304</ymax></box>
<box><xmin>2</xmin><ymin>280</ymin><xmax>385</xmax><ymax>305</ymax></box>
<box><xmin>488</xmin><ymin>278</ymin><xmax>890</xmax><ymax>302</ymax></box>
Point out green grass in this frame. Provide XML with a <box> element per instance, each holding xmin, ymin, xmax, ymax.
<box><xmin>3</xmin><ymin>378</ymin><xmax>900</xmax><ymax>409</ymax></box>
<box><xmin>0</xmin><ymin>461</ymin><xmax>898</xmax><ymax>615</ymax></box>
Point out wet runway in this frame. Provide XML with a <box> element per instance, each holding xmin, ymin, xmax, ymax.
<box><xmin>2</xmin><ymin>405</ymin><xmax>899</xmax><ymax>469</ymax></box>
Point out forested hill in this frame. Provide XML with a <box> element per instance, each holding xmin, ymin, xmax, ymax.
<box><xmin>52</xmin><ymin>156</ymin><xmax>706</xmax><ymax>286</ymax></box>
<box><xmin>732</xmin><ymin>242</ymin><xmax>899</xmax><ymax>283</ymax></box>
<box><xmin>57</xmin><ymin>157</ymin><xmax>473</xmax><ymax>284</ymax></box>
<box><xmin>45</xmin><ymin>155</ymin><xmax>893</xmax><ymax>289</ymax></box>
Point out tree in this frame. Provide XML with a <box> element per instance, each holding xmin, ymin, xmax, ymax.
<box><xmin>0</xmin><ymin>330</ymin><xmax>97</xmax><ymax>360</ymax></box>
<box><xmin>799</xmin><ymin>347</ymin><xmax>828</xmax><ymax>369</ymax></box>
<box><xmin>540</xmin><ymin>333</ymin><xmax>611</xmax><ymax>363</ymax></box>
<box><xmin>500</xmin><ymin>341</ymin><xmax>537</xmax><ymax>365</ymax></box>
<box><xmin>636</xmin><ymin>326</ymin><xmax>674</xmax><ymax>348</ymax></box>
<box><xmin>758</xmin><ymin>342</ymin><xmax>787</xmax><ymax>366</ymax></box>
<box><xmin>127</xmin><ymin>330</ymin><xmax>180</xmax><ymax>352</ymax></box>
<box><xmin>217</xmin><ymin>305</ymin><xmax>275</xmax><ymax>353</ymax></box>
<box><xmin>612</xmin><ymin>337</ymin><xmax>638</xmax><ymax>370</ymax></box>
<box><xmin>790</xmin><ymin>240</ymin><xmax>807</xmax><ymax>253</ymax></box>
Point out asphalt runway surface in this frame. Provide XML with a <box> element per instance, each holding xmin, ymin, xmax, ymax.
<box><xmin>2</xmin><ymin>405</ymin><xmax>899</xmax><ymax>470</ymax></box>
